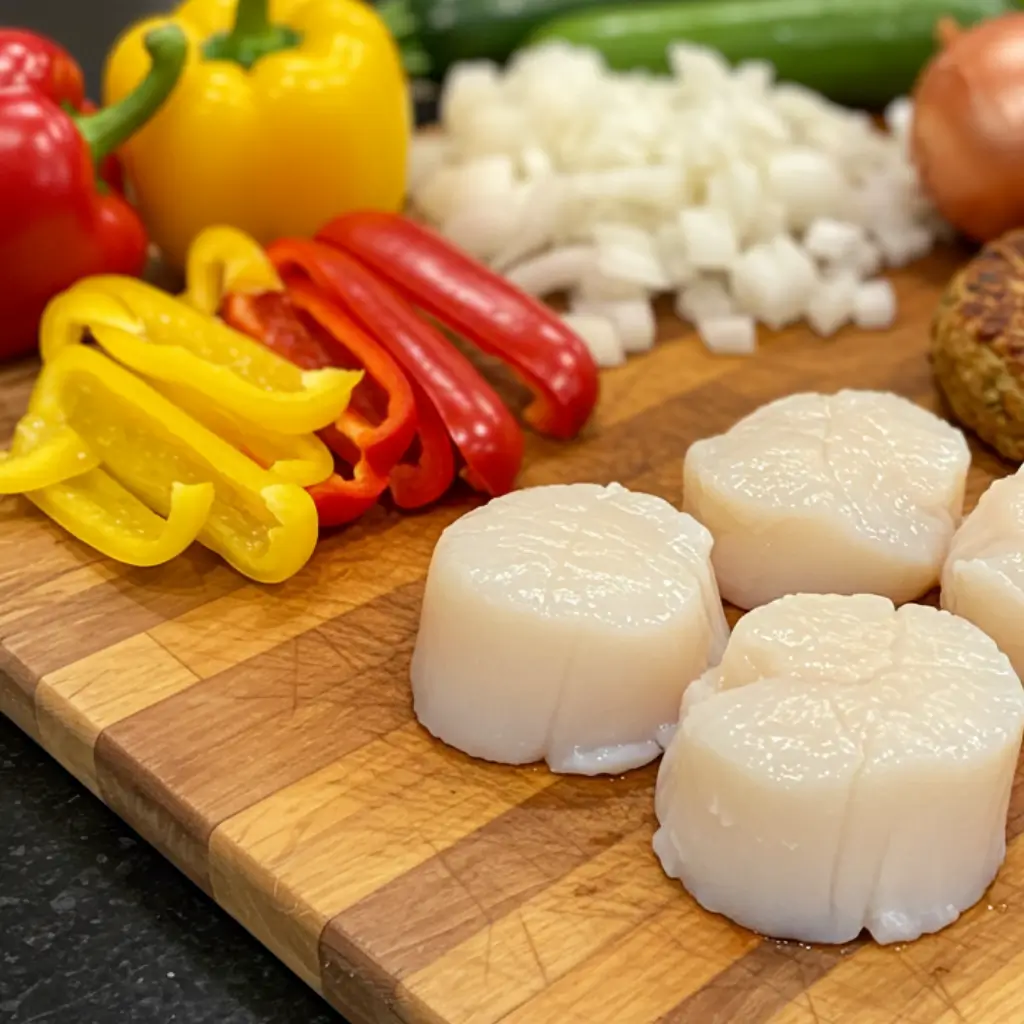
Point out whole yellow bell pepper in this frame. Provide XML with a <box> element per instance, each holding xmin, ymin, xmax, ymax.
<box><xmin>103</xmin><ymin>0</ymin><xmax>410</xmax><ymax>270</ymax></box>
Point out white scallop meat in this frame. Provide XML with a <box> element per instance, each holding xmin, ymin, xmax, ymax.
<box><xmin>943</xmin><ymin>465</ymin><xmax>1024</xmax><ymax>679</ymax></box>
<box><xmin>411</xmin><ymin>482</ymin><xmax>730</xmax><ymax>774</ymax></box>
<box><xmin>683</xmin><ymin>390</ymin><xmax>970</xmax><ymax>610</ymax></box>
<box><xmin>654</xmin><ymin>593</ymin><xmax>1024</xmax><ymax>945</ymax></box>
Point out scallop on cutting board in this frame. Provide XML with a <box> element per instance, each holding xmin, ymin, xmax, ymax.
<box><xmin>3</xmin><ymin>247</ymin><xmax>1024</xmax><ymax>1024</ymax></box>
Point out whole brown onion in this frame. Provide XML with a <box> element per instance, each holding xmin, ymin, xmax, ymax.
<box><xmin>912</xmin><ymin>13</ymin><xmax>1024</xmax><ymax>243</ymax></box>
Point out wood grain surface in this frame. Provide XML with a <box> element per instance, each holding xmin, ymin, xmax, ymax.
<box><xmin>3</xmin><ymin>246</ymin><xmax>1021</xmax><ymax>1024</ymax></box>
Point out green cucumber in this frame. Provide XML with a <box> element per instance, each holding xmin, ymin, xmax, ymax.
<box><xmin>526</xmin><ymin>0</ymin><xmax>1018</xmax><ymax>108</ymax></box>
<box><xmin>379</xmin><ymin>0</ymin><xmax>620</xmax><ymax>78</ymax></box>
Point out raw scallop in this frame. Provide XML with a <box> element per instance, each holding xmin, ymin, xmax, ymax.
<box><xmin>942</xmin><ymin>465</ymin><xmax>1024</xmax><ymax>679</ymax></box>
<box><xmin>654</xmin><ymin>593</ymin><xmax>1024</xmax><ymax>946</ymax></box>
<box><xmin>411</xmin><ymin>482</ymin><xmax>729</xmax><ymax>774</ymax></box>
<box><xmin>683</xmin><ymin>390</ymin><xmax>970</xmax><ymax>609</ymax></box>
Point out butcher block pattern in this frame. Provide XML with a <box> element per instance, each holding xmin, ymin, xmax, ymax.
<box><xmin>4</xmin><ymin>249</ymin><xmax>1024</xmax><ymax>1024</ymax></box>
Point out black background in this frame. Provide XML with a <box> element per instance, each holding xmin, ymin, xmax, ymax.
<box><xmin>3</xmin><ymin>0</ymin><xmax>170</xmax><ymax>98</ymax></box>
<box><xmin>0</xmin><ymin>2</ymin><xmax>362</xmax><ymax>1021</ymax></box>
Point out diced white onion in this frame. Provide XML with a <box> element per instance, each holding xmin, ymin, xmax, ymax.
<box><xmin>697</xmin><ymin>315</ymin><xmax>757</xmax><ymax>355</ymax></box>
<box><xmin>561</xmin><ymin>313</ymin><xmax>625</xmax><ymax>367</ymax></box>
<box><xmin>491</xmin><ymin>178</ymin><xmax>565</xmax><ymax>271</ymax></box>
<box><xmin>874</xmin><ymin>223</ymin><xmax>934</xmax><ymax>268</ymax></box>
<box><xmin>805</xmin><ymin>271</ymin><xmax>858</xmax><ymax>338</ymax></box>
<box><xmin>571</xmin><ymin>298</ymin><xmax>656</xmax><ymax>353</ymax></box>
<box><xmin>655</xmin><ymin>222</ymin><xmax>696</xmax><ymax>287</ymax></box>
<box><xmin>592</xmin><ymin>223</ymin><xmax>670</xmax><ymax>290</ymax></box>
<box><xmin>853</xmin><ymin>279</ymin><xmax>897</xmax><ymax>330</ymax></box>
<box><xmin>803</xmin><ymin>218</ymin><xmax>866</xmax><ymax>264</ymax></box>
<box><xmin>506</xmin><ymin>246</ymin><xmax>596</xmax><ymax>296</ymax></box>
<box><xmin>678</xmin><ymin>208</ymin><xmax>739</xmax><ymax>271</ymax></box>
<box><xmin>408</xmin><ymin>135</ymin><xmax>451</xmax><ymax>193</ymax></box>
<box><xmin>414</xmin><ymin>40</ymin><xmax>945</xmax><ymax>361</ymax></box>
<box><xmin>767</xmin><ymin>148</ymin><xmax>849</xmax><ymax>230</ymax></box>
<box><xmin>706</xmin><ymin>161</ymin><xmax>762</xmax><ymax>243</ymax></box>
<box><xmin>676</xmin><ymin>278</ymin><xmax>734</xmax><ymax>324</ymax></box>
<box><xmin>884</xmin><ymin>97</ymin><xmax>914</xmax><ymax>152</ymax></box>
<box><xmin>576</xmin><ymin>266</ymin><xmax>650</xmax><ymax>302</ymax></box>
<box><xmin>830</xmin><ymin>235</ymin><xmax>883</xmax><ymax>278</ymax></box>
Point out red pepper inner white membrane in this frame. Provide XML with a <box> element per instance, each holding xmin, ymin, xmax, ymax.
<box><xmin>410</xmin><ymin>481</ymin><xmax>729</xmax><ymax>774</ymax></box>
<box><xmin>683</xmin><ymin>389</ymin><xmax>971</xmax><ymax>611</ymax></box>
<box><xmin>654</xmin><ymin>593</ymin><xmax>1024</xmax><ymax>946</ymax></box>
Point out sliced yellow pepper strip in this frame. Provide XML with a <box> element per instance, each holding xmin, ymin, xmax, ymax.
<box><xmin>40</xmin><ymin>277</ymin><xmax>362</xmax><ymax>435</ymax></box>
<box><xmin>2</xmin><ymin>419</ymin><xmax>212</xmax><ymax>567</ymax></box>
<box><xmin>173</xmin><ymin>227</ymin><xmax>334</xmax><ymax>486</ymax></box>
<box><xmin>0</xmin><ymin>417</ymin><xmax>99</xmax><ymax>493</ymax></box>
<box><xmin>154</xmin><ymin>380</ymin><xmax>334</xmax><ymax>488</ymax></box>
<box><xmin>185</xmin><ymin>225</ymin><xmax>285</xmax><ymax>317</ymax></box>
<box><xmin>29</xmin><ymin>471</ymin><xmax>214</xmax><ymax>568</ymax></box>
<box><xmin>27</xmin><ymin>345</ymin><xmax>319</xmax><ymax>584</ymax></box>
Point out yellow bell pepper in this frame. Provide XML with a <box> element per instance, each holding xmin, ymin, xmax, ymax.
<box><xmin>102</xmin><ymin>0</ymin><xmax>410</xmax><ymax>271</ymax></box>
<box><xmin>2</xmin><ymin>346</ymin><xmax>319</xmax><ymax>583</ymax></box>
<box><xmin>153</xmin><ymin>380</ymin><xmax>335</xmax><ymax>487</ymax></box>
<box><xmin>184</xmin><ymin>224</ymin><xmax>287</xmax><ymax>316</ymax></box>
<box><xmin>157</xmin><ymin>225</ymin><xmax>333</xmax><ymax>486</ymax></box>
<box><xmin>26</xmin><ymin>473</ymin><xmax>215</xmax><ymax>569</ymax></box>
<box><xmin>0</xmin><ymin>414</ymin><xmax>214</xmax><ymax>569</ymax></box>
<box><xmin>40</xmin><ymin>275</ymin><xmax>362</xmax><ymax>436</ymax></box>
<box><xmin>0</xmin><ymin>419</ymin><xmax>99</xmax><ymax>492</ymax></box>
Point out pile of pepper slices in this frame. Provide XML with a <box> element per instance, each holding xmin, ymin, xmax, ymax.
<box><xmin>0</xmin><ymin>214</ymin><xmax>599</xmax><ymax>584</ymax></box>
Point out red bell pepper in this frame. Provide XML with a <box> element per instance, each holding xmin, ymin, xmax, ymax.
<box><xmin>0</xmin><ymin>29</ymin><xmax>85</xmax><ymax>107</ymax></box>
<box><xmin>267</xmin><ymin>238</ymin><xmax>524</xmax><ymax>497</ymax></box>
<box><xmin>225</xmin><ymin>279</ymin><xmax>417</xmax><ymax>470</ymax></box>
<box><xmin>221</xmin><ymin>279</ymin><xmax>425</xmax><ymax>525</ymax></box>
<box><xmin>387</xmin><ymin>381</ymin><xmax>457</xmax><ymax>510</ymax></box>
<box><xmin>306</xmin><ymin>381</ymin><xmax>455</xmax><ymax>518</ymax></box>
<box><xmin>316</xmin><ymin>211</ymin><xmax>600</xmax><ymax>441</ymax></box>
<box><xmin>0</xmin><ymin>25</ymin><xmax>186</xmax><ymax>362</ymax></box>
<box><xmin>0</xmin><ymin>29</ymin><xmax>124</xmax><ymax>195</ymax></box>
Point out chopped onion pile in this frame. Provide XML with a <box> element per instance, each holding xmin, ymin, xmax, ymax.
<box><xmin>409</xmin><ymin>43</ymin><xmax>946</xmax><ymax>364</ymax></box>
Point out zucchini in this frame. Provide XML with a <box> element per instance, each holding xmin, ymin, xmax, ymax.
<box><xmin>379</xmin><ymin>0</ymin><xmax>618</xmax><ymax>78</ymax></box>
<box><xmin>526</xmin><ymin>0</ymin><xmax>1019</xmax><ymax>108</ymax></box>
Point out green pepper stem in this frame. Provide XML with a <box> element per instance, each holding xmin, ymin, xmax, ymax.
<box><xmin>202</xmin><ymin>0</ymin><xmax>301</xmax><ymax>71</ymax></box>
<box><xmin>232</xmin><ymin>0</ymin><xmax>272</xmax><ymax>39</ymax></box>
<box><xmin>75</xmin><ymin>25</ymin><xmax>187</xmax><ymax>166</ymax></box>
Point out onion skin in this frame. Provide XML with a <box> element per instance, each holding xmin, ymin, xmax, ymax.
<box><xmin>912</xmin><ymin>13</ymin><xmax>1024</xmax><ymax>243</ymax></box>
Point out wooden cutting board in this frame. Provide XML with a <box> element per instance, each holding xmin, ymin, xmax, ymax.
<box><xmin>3</xmin><ymin>246</ymin><xmax>1022</xmax><ymax>1024</ymax></box>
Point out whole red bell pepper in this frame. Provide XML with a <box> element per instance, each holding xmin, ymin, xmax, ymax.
<box><xmin>317</xmin><ymin>212</ymin><xmax>600</xmax><ymax>440</ymax></box>
<box><xmin>267</xmin><ymin>238</ymin><xmax>524</xmax><ymax>498</ymax></box>
<box><xmin>0</xmin><ymin>25</ymin><xmax>186</xmax><ymax>362</ymax></box>
<box><xmin>0</xmin><ymin>29</ymin><xmax>123</xmax><ymax>192</ymax></box>
<box><xmin>0</xmin><ymin>28</ymin><xmax>85</xmax><ymax>107</ymax></box>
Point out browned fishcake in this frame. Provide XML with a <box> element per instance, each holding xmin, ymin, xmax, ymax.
<box><xmin>932</xmin><ymin>230</ymin><xmax>1024</xmax><ymax>462</ymax></box>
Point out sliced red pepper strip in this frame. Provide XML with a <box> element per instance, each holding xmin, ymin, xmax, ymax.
<box><xmin>316</xmin><ymin>212</ymin><xmax>599</xmax><ymax>441</ymax></box>
<box><xmin>261</xmin><ymin>285</ymin><xmax>458</xmax><ymax>511</ymax></box>
<box><xmin>266</xmin><ymin>238</ymin><xmax>523</xmax><ymax>496</ymax></box>
<box><xmin>221</xmin><ymin>287</ymin><xmax>414</xmax><ymax>527</ymax></box>
<box><xmin>222</xmin><ymin>281</ymin><xmax>417</xmax><ymax>473</ymax></box>
<box><xmin>390</xmin><ymin>380</ymin><xmax>457</xmax><ymax>510</ymax></box>
<box><xmin>305</xmin><ymin>439</ymin><xmax>390</xmax><ymax>527</ymax></box>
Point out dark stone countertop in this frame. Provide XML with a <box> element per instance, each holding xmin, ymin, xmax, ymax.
<box><xmin>0</xmin><ymin>716</ymin><xmax>341</xmax><ymax>1023</ymax></box>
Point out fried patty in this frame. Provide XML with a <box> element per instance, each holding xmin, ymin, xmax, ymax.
<box><xmin>932</xmin><ymin>229</ymin><xmax>1024</xmax><ymax>463</ymax></box>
